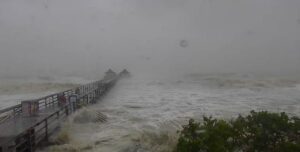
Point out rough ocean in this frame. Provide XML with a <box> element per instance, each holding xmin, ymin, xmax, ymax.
<box><xmin>1</xmin><ymin>74</ymin><xmax>300</xmax><ymax>152</ymax></box>
<box><xmin>0</xmin><ymin>77</ymin><xmax>88</xmax><ymax>109</ymax></box>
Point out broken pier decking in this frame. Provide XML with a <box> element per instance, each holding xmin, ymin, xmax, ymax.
<box><xmin>0</xmin><ymin>71</ymin><xmax>122</xmax><ymax>152</ymax></box>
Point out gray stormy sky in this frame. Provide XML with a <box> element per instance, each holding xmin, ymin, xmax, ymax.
<box><xmin>0</xmin><ymin>0</ymin><xmax>299</xmax><ymax>78</ymax></box>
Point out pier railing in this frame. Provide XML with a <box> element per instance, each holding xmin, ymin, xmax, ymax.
<box><xmin>0</xmin><ymin>74</ymin><xmax>120</xmax><ymax>152</ymax></box>
<box><xmin>0</xmin><ymin>77</ymin><xmax>117</xmax><ymax>123</ymax></box>
<box><xmin>0</xmin><ymin>89</ymin><xmax>74</xmax><ymax>123</ymax></box>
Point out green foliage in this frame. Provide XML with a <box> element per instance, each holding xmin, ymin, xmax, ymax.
<box><xmin>175</xmin><ymin>111</ymin><xmax>300</xmax><ymax>152</ymax></box>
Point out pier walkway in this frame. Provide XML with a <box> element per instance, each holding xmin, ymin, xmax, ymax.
<box><xmin>0</xmin><ymin>70</ymin><xmax>125</xmax><ymax>152</ymax></box>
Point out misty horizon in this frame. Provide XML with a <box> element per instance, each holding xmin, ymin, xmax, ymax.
<box><xmin>0</xmin><ymin>0</ymin><xmax>300</xmax><ymax>79</ymax></box>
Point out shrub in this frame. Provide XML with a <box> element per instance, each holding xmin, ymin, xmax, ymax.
<box><xmin>175</xmin><ymin>111</ymin><xmax>300</xmax><ymax>152</ymax></box>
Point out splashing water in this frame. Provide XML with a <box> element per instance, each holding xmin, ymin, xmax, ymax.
<box><xmin>38</xmin><ymin>75</ymin><xmax>300</xmax><ymax>152</ymax></box>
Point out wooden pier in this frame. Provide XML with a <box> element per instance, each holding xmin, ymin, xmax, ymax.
<box><xmin>0</xmin><ymin>70</ymin><xmax>123</xmax><ymax>152</ymax></box>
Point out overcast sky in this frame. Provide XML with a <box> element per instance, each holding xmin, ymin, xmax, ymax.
<box><xmin>0</xmin><ymin>0</ymin><xmax>299</xmax><ymax>78</ymax></box>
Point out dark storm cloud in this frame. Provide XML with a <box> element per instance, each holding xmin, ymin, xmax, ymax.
<box><xmin>0</xmin><ymin>0</ymin><xmax>299</xmax><ymax>78</ymax></box>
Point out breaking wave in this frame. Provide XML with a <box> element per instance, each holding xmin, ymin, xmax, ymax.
<box><xmin>0</xmin><ymin>83</ymin><xmax>78</xmax><ymax>95</ymax></box>
<box><xmin>42</xmin><ymin>109</ymin><xmax>181</xmax><ymax>152</ymax></box>
<box><xmin>185</xmin><ymin>73</ymin><xmax>300</xmax><ymax>89</ymax></box>
<box><xmin>0</xmin><ymin>77</ymin><xmax>86</xmax><ymax>108</ymax></box>
<box><xmin>73</xmin><ymin>108</ymin><xmax>108</xmax><ymax>124</ymax></box>
<box><xmin>0</xmin><ymin>76</ymin><xmax>91</xmax><ymax>95</ymax></box>
<box><xmin>34</xmin><ymin>75</ymin><xmax>300</xmax><ymax>152</ymax></box>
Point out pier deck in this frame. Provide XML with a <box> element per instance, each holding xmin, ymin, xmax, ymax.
<box><xmin>0</xmin><ymin>71</ymin><xmax>122</xmax><ymax>152</ymax></box>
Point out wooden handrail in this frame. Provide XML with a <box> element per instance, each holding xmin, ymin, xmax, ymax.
<box><xmin>0</xmin><ymin>73</ymin><xmax>122</xmax><ymax>152</ymax></box>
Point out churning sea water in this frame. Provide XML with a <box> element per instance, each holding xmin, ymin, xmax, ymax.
<box><xmin>41</xmin><ymin>75</ymin><xmax>300</xmax><ymax>152</ymax></box>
